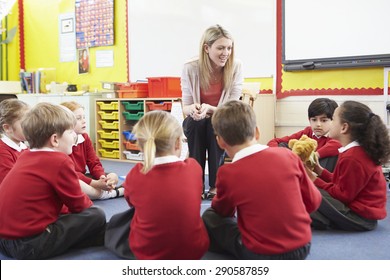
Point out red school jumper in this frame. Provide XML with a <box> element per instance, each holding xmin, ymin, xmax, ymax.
<box><xmin>314</xmin><ymin>145</ymin><xmax>387</xmax><ymax>220</ymax></box>
<box><xmin>212</xmin><ymin>147</ymin><xmax>322</xmax><ymax>255</ymax></box>
<box><xmin>124</xmin><ymin>158</ymin><xmax>209</xmax><ymax>260</ymax></box>
<box><xmin>267</xmin><ymin>126</ymin><xmax>342</xmax><ymax>158</ymax></box>
<box><xmin>0</xmin><ymin>138</ymin><xmax>27</xmax><ymax>184</ymax></box>
<box><xmin>0</xmin><ymin>150</ymin><xmax>92</xmax><ymax>239</ymax></box>
<box><xmin>69</xmin><ymin>133</ymin><xmax>105</xmax><ymax>184</ymax></box>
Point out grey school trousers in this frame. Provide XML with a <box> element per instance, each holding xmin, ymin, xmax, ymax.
<box><xmin>0</xmin><ymin>206</ymin><xmax>106</xmax><ymax>259</ymax></box>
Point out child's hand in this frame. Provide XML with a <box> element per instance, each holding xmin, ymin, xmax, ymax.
<box><xmin>105</xmin><ymin>173</ymin><xmax>118</xmax><ymax>188</ymax></box>
<box><xmin>91</xmin><ymin>176</ymin><xmax>112</xmax><ymax>191</ymax></box>
<box><xmin>304</xmin><ymin>165</ymin><xmax>317</xmax><ymax>182</ymax></box>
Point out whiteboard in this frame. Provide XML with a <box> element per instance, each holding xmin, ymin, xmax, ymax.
<box><xmin>127</xmin><ymin>0</ymin><xmax>275</xmax><ymax>81</ymax></box>
<box><xmin>283</xmin><ymin>0</ymin><xmax>390</xmax><ymax>65</ymax></box>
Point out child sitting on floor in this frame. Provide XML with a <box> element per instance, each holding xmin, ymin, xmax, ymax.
<box><xmin>306</xmin><ymin>100</ymin><xmax>390</xmax><ymax>231</ymax></box>
<box><xmin>0</xmin><ymin>99</ymin><xmax>30</xmax><ymax>184</ymax></box>
<box><xmin>202</xmin><ymin>100</ymin><xmax>321</xmax><ymax>260</ymax></box>
<box><xmin>0</xmin><ymin>102</ymin><xmax>106</xmax><ymax>259</ymax></box>
<box><xmin>268</xmin><ymin>97</ymin><xmax>342</xmax><ymax>171</ymax></box>
<box><xmin>61</xmin><ymin>101</ymin><xmax>123</xmax><ymax>200</ymax></box>
<box><xmin>106</xmin><ymin>110</ymin><xmax>209</xmax><ymax>260</ymax></box>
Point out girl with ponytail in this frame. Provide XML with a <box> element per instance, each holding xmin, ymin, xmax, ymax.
<box><xmin>121</xmin><ymin>110</ymin><xmax>209</xmax><ymax>259</ymax></box>
<box><xmin>307</xmin><ymin>100</ymin><xmax>390</xmax><ymax>231</ymax></box>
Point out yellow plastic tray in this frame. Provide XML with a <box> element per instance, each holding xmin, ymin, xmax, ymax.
<box><xmin>99</xmin><ymin>149</ymin><xmax>120</xmax><ymax>159</ymax></box>
<box><xmin>96</xmin><ymin>101</ymin><xmax>119</xmax><ymax>110</ymax></box>
<box><xmin>97</xmin><ymin>111</ymin><xmax>119</xmax><ymax>120</ymax></box>
<box><xmin>98</xmin><ymin>139</ymin><xmax>120</xmax><ymax>149</ymax></box>
<box><xmin>98</xmin><ymin>120</ymin><xmax>119</xmax><ymax>130</ymax></box>
<box><xmin>97</xmin><ymin>130</ymin><xmax>119</xmax><ymax>139</ymax></box>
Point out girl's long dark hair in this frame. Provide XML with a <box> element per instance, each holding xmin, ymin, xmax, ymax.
<box><xmin>339</xmin><ymin>101</ymin><xmax>390</xmax><ymax>165</ymax></box>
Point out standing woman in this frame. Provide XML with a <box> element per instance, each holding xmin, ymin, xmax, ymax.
<box><xmin>181</xmin><ymin>24</ymin><xmax>243</xmax><ymax>199</ymax></box>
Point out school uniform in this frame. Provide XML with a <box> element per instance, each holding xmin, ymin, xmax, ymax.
<box><xmin>69</xmin><ymin>133</ymin><xmax>105</xmax><ymax>184</ymax></box>
<box><xmin>124</xmin><ymin>156</ymin><xmax>209</xmax><ymax>260</ymax></box>
<box><xmin>0</xmin><ymin>136</ymin><xmax>28</xmax><ymax>184</ymax></box>
<box><xmin>0</xmin><ymin>149</ymin><xmax>106</xmax><ymax>259</ymax></box>
<box><xmin>267</xmin><ymin>126</ymin><xmax>341</xmax><ymax>158</ymax></box>
<box><xmin>202</xmin><ymin>145</ymin><xmax>321</xmax><ymax>259</ymax></box>
<box><xmin>312</xmin><ymin>141</ymin><xmax>387</xmax><ymax>231</ymax></box>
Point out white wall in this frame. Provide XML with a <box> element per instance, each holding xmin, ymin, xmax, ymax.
<box><xmin>274</xmin><ymin>95</ymin><xmax>389</xmax><ymax>138</ymax></box>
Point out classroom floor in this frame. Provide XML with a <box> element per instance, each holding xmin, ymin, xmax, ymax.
<box><xmin>1</xmin><ymin>160</ymin><xmax>390</xmax><ymax>260</ymax></box>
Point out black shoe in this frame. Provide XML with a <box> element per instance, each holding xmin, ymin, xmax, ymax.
<box><xmin>113</xmin><ymin>186</ymin><xmax>124</xmax><ymax>198</ymax></box>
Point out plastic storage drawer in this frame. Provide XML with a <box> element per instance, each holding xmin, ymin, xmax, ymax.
<box><xmin>96</xmin><ymin>101</ymin><xmax>119</xmax><ymax>110</ymax></box>
<box><xmin>121</xmin><ymin>101</ymin><xmax>144</xmax><ymax>111</ymax></box>
<box><xmin>123</xmin><ymin>151</ymin><xmax>144</xmax><ymax>161</ymax></box>
<box><xmin>98</xmin><ymin>139</ymin><xmax>120</xmax><ymax>149</ymax></box>
<box><xmin>98</xmin><ymin>111</ymin><xmax>119</xmax><ymax>120</ymax></box>
<box><xmin>97</xmin><ymin>130</ymin><xmax>119</xmax><ymax>139</ymax></box>
<box><xmin>122</xmin><ymin>111</ymin><xmax>144</xmax><ymax>121</ymax></box>
<box><xmin>99</xmin><ymin>149</ymin><xmax>120</xmax><ymax>159</ymax></box>
<box><xmin>98</xmin><ymin>120</ymin><xmax>119</xmax><ymax>130</ymax></box>
<box><xmin>145</xmin><ymin>101</ymin><xmax>172</xmax><ymax>111</ymax></box>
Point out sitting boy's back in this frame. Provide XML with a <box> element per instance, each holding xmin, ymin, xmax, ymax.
<box><xmin>202</xmin><ymin>100</ymin><xmax>321</xmax><ymax>260</ymax></box>
<box><xmin>0</xmin><ymin>102</ymin><xmax>106</xmax><ymax>259</ymax></box>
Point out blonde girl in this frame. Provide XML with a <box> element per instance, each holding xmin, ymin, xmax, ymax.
<box><xmin>121</xmin><ymin>110</ymin><xmax>209</xmax><ymax>259</ymax></box>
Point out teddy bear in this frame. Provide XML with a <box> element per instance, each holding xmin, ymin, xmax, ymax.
<box><xmin>288</xmin><ymin>135</ymin><xmax>318</xmax><ymax>170</ymax></box>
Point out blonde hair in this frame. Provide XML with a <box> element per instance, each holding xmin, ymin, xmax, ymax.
<box><xmin>133</xmin><ymin>110</ymin><xmax>182</xmax><ymax>174</ymax></box>
<box><xmin>21</xmin><ymin>102</ymin><xmax>76</xmax><ymax>148</ymax></box>
<box><xmin>199</xmin><ymin>24</ymin><xmax>235</xmax><ymax>91</ymax></box>
<box><xmin>0</xmin><ymin>99</ymin><xmax>29</xmax><ymax>134</ymax></box>
<box><xmin>60</xmin><ymin>101</ymin><xmax>83</xmax><ymax>112</ymax></box>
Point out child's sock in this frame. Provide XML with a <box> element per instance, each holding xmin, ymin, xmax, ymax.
<box><xmin>98</xmin><ymin>187</ymin><xmax>124</xmax><ymax>200</ymax></box>
<box><xmin>114</xmin><ymin>186</ymin><xmax>125</xmax><ymax>198</ymax></box>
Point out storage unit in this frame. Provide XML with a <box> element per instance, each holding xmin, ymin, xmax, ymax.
<box><xmin>95</xmin><ymin>100</ymin><xmax>120</xmax><ymax>159</ymax></box>
<box><xmin>147</xmin><ymin>77</ymin><xmax>181</xmax><ymax>98</ymax></box>
<box><xmin>95</xmin><ymin>98</ymin><xmax>178</xmax><ymax>162</ymax></box>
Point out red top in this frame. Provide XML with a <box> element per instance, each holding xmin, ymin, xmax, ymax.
<box><xmin>69</xmin><ymin>133</ymin><xmax>105</xmax><ymax>184</ymax></box>
<box><xmin>314</xmin><ymin>145</ymin><xmax>387</xmax><ymax>220</ymax></box>
<box><xmin>0</xmin><ymin>140</ymin><xmax>26</xmax><ymax>184</ymax></box>
<box><xmin>0</xmin><ymin>150</ymin><xmax>92</xmax><ymax>239</ymax></box>
<box><xmin>212</xmin><ymin>147</ymin><xmax>321</xmax><ymax>255</ymax></box>
<box><xmin>200</xmin><ymin>81</ymin><xmax>223</xmax><ymax>106</ymax></box>
<box><xmin>124</xmin><ymin>158</ymin><xmax>209</xmax><ymax>260</ymax></box>
<box><xmin>267</xmin><ymin>126</ymin><xmax>342</xmax><ymax>158</ymax></box>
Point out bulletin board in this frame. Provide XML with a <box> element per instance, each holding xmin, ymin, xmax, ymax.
<box><xmin>75</xmin><ymin>0</ymin><xmax>114</xmax><ymax>49</ymax></box>
<box><xmin>282</xmin><ymin>0</ymin><xmax>390</xmax><ymax>71</ymax></box>
<box><xmin>127</xmin><ymin>0</ymin><xmax>276</xmax><ymax>81</ymax></box>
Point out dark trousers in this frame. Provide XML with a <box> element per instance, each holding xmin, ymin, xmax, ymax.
<box><xmin>310</xmin><ymin>188</ymin><xmax>378</xmax><ymax>231</ymax></box>
<box><xmin>0</xmin><ymin>206</ymin><xmax>106</xmax><ymax>259</ymax></box>
<box><xmin>202</xmin><ymin>208</ymin><xmax>311</xmax><ymax>260</ymax></box>
<box><xmin>183</xmin><ymin>116</ymin><xmax>224</xmax><ymax>192</ymax></box>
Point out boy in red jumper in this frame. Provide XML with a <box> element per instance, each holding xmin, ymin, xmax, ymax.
<box><xmin>0</xmin><ymin>99</ymin><xmax>30</xmax><ymax>185</ymax></box>
<box><xmin>268</xmin><ymin>97</ymin><xmax>341</xmax><ymax>171</ymax></box>
<box><xmin>306</xmin><ymin>101</ymin><xmax>390</xmax><ymax>231</ymax></box>
<box><xmin>0</xmin><ymin>102</ymin><xmax>106</xmax><ymax>259</ymax></box>
<box><xmin>202</xmin><ymin>100</ymin><xmax>321</xmax><ymax>259</ymax></box>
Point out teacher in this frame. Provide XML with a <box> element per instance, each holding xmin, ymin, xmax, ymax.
<box><xmin>181</xmin><ymin>24</ymin><xmax>243</xmax><ymax>199</ymax></box>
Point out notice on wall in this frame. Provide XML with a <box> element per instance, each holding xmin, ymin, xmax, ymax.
<box><xmin>59</xmin><ymin>13</ymin><xmax>76</xmax><ymax>62</ymax></box>
<box><xmin>96</xmin><ymin>50</ymin><xmax>114</xmax><ymax>68</ymax></box>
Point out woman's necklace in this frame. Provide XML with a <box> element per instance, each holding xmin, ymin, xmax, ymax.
<box><xmin>211</xmin><ymin>71</ymin><xmax>222</xmax><ymax>83</ymax></box>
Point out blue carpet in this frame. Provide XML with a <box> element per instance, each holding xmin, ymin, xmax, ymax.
<box><xmin>1</xmin><ymin>159</ymin><xmax>389</xmax><ymax>260</ymax></box>
<box><xmin>1</xmin><ymin>193</ymin><xmax>389</xmax><ymax>260</ymax></box>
